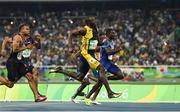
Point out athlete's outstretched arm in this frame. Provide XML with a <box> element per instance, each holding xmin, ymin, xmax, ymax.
<box><xmin>34</xmin><ymin>36</ymin><xmax>41</xmax><ymax>49</ymax></box>
<box><xmin>1</xmin><ymin>36</ymin><xmax>12</xmax><ymax>56</ymax></box>
<box><xmin>68</xmin><ymin>27</ymin><xmax>86</xmax><ymax>51</ymax></box>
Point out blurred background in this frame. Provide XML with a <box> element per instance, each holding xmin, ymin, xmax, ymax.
<box><xmin>0</xmin><ymin>0</ymin><xmax>179</xmax><ymax>83</ymax></box>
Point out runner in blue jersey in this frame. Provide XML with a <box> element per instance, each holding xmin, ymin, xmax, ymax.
<box><xmin>99</xmin><ymin>28</ymin><xmax>124</xmax><ymax>80</ymax></box>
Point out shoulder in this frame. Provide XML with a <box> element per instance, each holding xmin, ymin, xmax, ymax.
<box><xmin>13</xmin><ymin>34</ymin><xmax>21</xmax><ymax>42</ymax></box>
<box><xmin>77</xmin><ymin>27</ymin><xmax>86</xmax><ymax>32</ymax></box>
<box><xmin>13</xmin><ymin>34</ymin><xmax>21</xmax><ymax>39</ymax></box>
<box><xmin>84</xmin><ymin>26</ymin><xmax>92</xmax><ymax>32</ymax></box>
<box><xmin>4</xmin><ymin>36</ymin><xmax>12</xmax><ymax>42</ymax></box>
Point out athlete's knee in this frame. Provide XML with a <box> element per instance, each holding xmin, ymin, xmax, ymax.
<box><xmin>25</xmin><ymin>73</ymin><xmax>34</xmax><ymax>82</ymax></box>
<box><xmin>96</xmin><ymin>81</ymin><xmax>103</xmax><ymax>87</ymax></box>
<box><xmin>77</xmin><ymin>73</ymin><xmax>86</xmax><ymax>82</ymax></box>
<box><xmin>33</xmin><ymin>68</ymin><xmax>38</xmax><ymax>75</ymax></box>
<box><xmin>32</xmin><ymin>69</ymin><xmax>38</xmax><ymax>78</ymax></box>
<box><xmin>32</xmin><ymin>72</ymin><xmax>38</xmax><ymax>80</ymax></box>
<box><xmin>7</xmin><ymin>81</ymin><xmax>14</xmax><ymax>88</ymax></box>
<box><xmin>8</xmin><ymin>83</ymin><xmax>14</xmax><ymax>88</ymax></box>
<box><xmin>98</xmin><ymin>66</ymin><xmax>107</xmax><ymax>79</ymax></box>
<box><xmin>98</xmin><ymin>82</ymin><xmax>103</xmax><ymax>88</ymax></box>
<box><xmin>99</xmin><ymin>74</ymin><xmax>107</xmax><ymax>81</ymax></box>
<box><xmin>97</xmin><ymin>65</ymin><xmax>106</xmax><ymax>74</ymax></box>
<box><xmin>116</xmin><ymin>71</ymin><xmax>124</xmax><ymax>79</ymax></box>
<box><xmin>33</xmin><ymin>71</ymin><xmax>38</xmax><ymax>77</ymax></box>
<box><xmin>33</xmin><ymin>74</ymin><xmax>38</xmax><ymax>81</ymax></box>
<box><xmin>82</xmin><ymin>78</ymin><xmax>90</xmax><ymax>85</ymax></box>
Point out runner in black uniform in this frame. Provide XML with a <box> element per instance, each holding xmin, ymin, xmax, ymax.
<box><xmin>0</xmin><ymin>23</ymin><xmax>47</xmax><ymax>102</ymax></box>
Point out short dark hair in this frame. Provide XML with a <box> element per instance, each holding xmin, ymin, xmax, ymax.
<box><xmin>18</xmin><ymin>23</ymin><xmax>29</xmax><ymax>32</ymax></box>
<box><xmin>85</xmin><ymin>17</ymin><xmax>95</xmax><ymax>25</ymax></box>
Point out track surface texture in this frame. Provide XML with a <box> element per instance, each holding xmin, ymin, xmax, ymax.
<box><xmin>0</xmin><ymin>101</ymin><xmax>180</xmax><ymax>111</ymax></box>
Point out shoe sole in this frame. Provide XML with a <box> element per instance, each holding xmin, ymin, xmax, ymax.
<box><xmin>49</xmin><ymin>69</ymin><xmax>58</xmax><ymax>73</ymax></box>
<box><xmin>35</xmin><ymin>97</ymin><xmax>47</xmax><ymax>102</ymax></box>
<box><xmin>71</xmin><ymin>100</ymin><xmax>79</xmax><ymax>104</ymax></box>
<box><xmin>109</xmin><ymin>93</ymin><xmax>122</xmax><ymax>98</ymax></box>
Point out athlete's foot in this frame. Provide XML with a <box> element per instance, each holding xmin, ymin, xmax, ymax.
<box><xmin>84</xmin><ymin>97</ymin><xmax>92</xmax><ymax>106</ymax></box>
<box><xmin>92</xmin><ymin>100</ymin><xmax>101</xmax><ymax>105</ymax></box>
<box><xmin>49</xmin><ymin>66</ymin><xmax>63</xmax><ymax>73</ymax></box>
<box><xmin>35</xmin><ymin>96</ymin><xmax>47</xmax><ymax>102</ymax></box>
<box><xmin>108</xmin><ymin>92</ymin><xmax>122</xmax><ymax>98</ymax></box>
<box><xmin>6</xmin><ymin>83</ymin><xmax>14</xmax><ymax>88</ymax></box>
<box><xmin>112</xmin><ymin>92</ymin><xmax>122</xmax><ymax>95</ymax></box>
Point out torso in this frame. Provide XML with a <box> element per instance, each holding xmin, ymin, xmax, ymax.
<box><xmin>9</xmin><ymin>34</ymin><xmax>34</xmax><ymax>62</ymax></box>
<box><xmin>81</xmin><ymin>25</ymin><xmax>98</xmax><ymax>56</ymax></box>
<box><xmin>100</xmin><ymin>40</ymin><xmax>114</xmax><ymax>68</ymax></box>
<box><xmin>9</xmin><ymin>34</ymin><xmax>23</xmax><ymax>59</ymax></box>
<box><xmin>17</xmin><ymin>37</ymin><xmax>34</xmax><ymax>62</ymax></box>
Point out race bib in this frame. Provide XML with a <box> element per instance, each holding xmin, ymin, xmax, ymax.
<box><xmin>21</xmin><ymin>49</ymin><xmax>32</xmax><ymax>58</ymax></box>
<box><xmin>108</xmin><ymin>55</ymin><xmax>113</xmax><ymax>60</ymax></box>
<box><xmin>89</xmin><ymin>40</ymin><xmax>98</xmax><ymax>50</ymax></box>
<box><xmin>17</xmin><ymin>53</ymin><xmax>22</xmax><ymax>60</ymax></box>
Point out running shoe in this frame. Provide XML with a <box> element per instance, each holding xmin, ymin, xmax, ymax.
<box><xmin>49</xmin><ymin>66</ymin><xmax>63</xmax><ymax>73</ymax></box>
<box><xmin>84</xmin><ymin>97</ymin><xmax>92</xmax><ymax>106</ymax></box>
<box><xmin>92</xmin><ymin>100</ymin><xmax>101</xmax><ymax>105</ymax></box>
<box><xmin>35</xmin><ymin>96</ymin><xmax>47</xmax><ymax>102</ymax></box>
<box><xmin>71</xmin><ymin>98</ymin><xmax>80</xmax><ymax>104</ymax></box>
<box><xmin>108</xmin><ymin>92</ymin><xmax>122</xmax><ymax>98</ymax></box>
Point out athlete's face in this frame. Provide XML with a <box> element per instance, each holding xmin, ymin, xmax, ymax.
<box><xmin>21</xmin><ymin>25</ymin><xmax>30</xmax><ymax>36</ymax></box>
<box><xmin>108</xmin><ymin>31</ymin><xmax>115</xmax><ymax>40</ymax></box>
<box><xmin>86</xmin><ymin>17</ymin><xmax>96</xmax><ymax>28</ymax></box>
<box><xmin>99</xmin><ymin>34</ymin><xmax>107</xmax><ymax>44</ymax></box>
<box><xmin>89</xmin><ymin>21</ymin><xmax>96</xmax><ymax>28</ymax></box>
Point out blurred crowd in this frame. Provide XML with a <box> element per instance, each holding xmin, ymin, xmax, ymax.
<box><xmin>0</xmin><ymin>9</ymin><xmax>180</xmax><ymax>66</ymax></box>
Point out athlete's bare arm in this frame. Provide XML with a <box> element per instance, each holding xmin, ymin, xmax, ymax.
<box><xmin>34</xmin><ymin>35</ymin><xmax>41</xmax><ymax>49</ymax></box>
<box><xmin>95</xmin><ymin>46</ymin><xmax>100</xmax><ymax>52</ymax></box>
<box><xmin>1</xmin><ymin>36</ymin><xmax>12</xmax><ymax>56</ymax></box>
<box><xmin>12</xmin><ymin>35</ymin><xmax>32</xmax><ymax>53</ymax></box>
<box><xmin>68</xmin><ymin>27</ymin><xmax>86</xmax><ymax>51</ymax></box>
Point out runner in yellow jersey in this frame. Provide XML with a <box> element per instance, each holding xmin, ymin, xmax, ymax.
<box><xmin>68</xmin><ymin>17</ymin><xmax>121</xmax><ymax>105</ymax></box>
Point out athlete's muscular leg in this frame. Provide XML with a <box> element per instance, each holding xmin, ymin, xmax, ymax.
<box><xmin>97</xmin><ymin>65</ymin><xmax>115</xmax><ymax>96</ymax></box>
<box><xmin>91</xmin><ymin>83</ymin><xmax>102</xmax><ymax>101</ymax></box>
<box><xmin>32</xmin><ymin>68</ymin><xmax>38</xmax><ymax>87</ymax></box>
<box><xmin>25</xmin><ymin>73</ymin><xmax>39</xmax><ymax>99</ymax></box>
<box><xmin>108</xmin><ymin>70</ymin><xmax>124</xmax><ymax>80</ymax></box>
<box><xmin>86</xmin><ymin>64</ymin><xmax>121</xmax><ymax>99</ymax></box>
<box><xmin>71</xmin><ymin>64</ymin><xmax>90</xmax><ymax>99</ymax></box>
<box><xmin>72</xmin><ymin>78</ymin><xmax>90</xmax><ymax>99</ymax></box>
<box><xmin>86</xmin><ymin>80</ymin><xmax>102</xmax><ymax>98</ymax></box>
<box><xmin>0</xmin><ymin>76</ymin><xmax>14</xmax><ymax>88</ymax></box>
<box><xmin>55</xmin><ymin>69</ymin><xmax>84</xmax><ymax>82</ymax></box>
<box><xmin>32</xmin><ymin>68</ymin><xmax>46</xmax><ymax>96</ymax></box>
